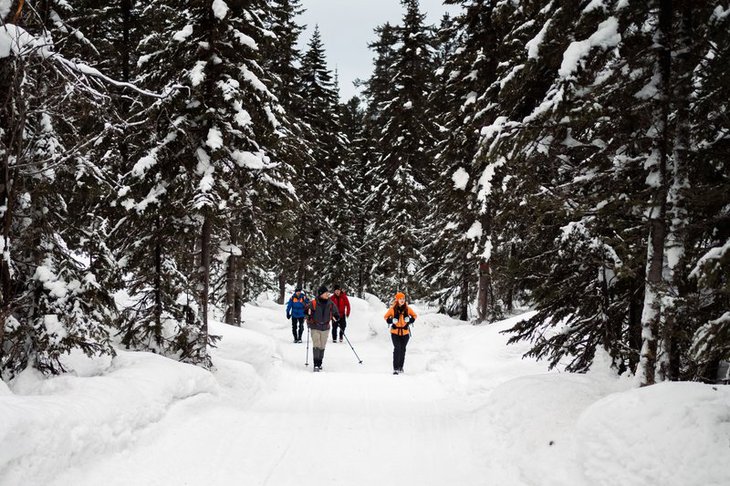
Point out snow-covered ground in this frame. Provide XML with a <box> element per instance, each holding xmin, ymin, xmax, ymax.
<box><xmin>1</xmin><ymin>294</ymin><xmax>728</xmax><ymax>486</ymax></box>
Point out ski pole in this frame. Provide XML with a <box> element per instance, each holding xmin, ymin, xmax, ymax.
<box><xmin>342</xmin><ymin>331</ymin><xmax>363</xmax><ymax>364</ymax></box>
<box><xmin>305</xmin><ymin>327</ymin><xmax>310</xmax><ymax>366</ymax></box>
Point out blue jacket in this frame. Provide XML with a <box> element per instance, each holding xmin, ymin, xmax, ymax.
<box><xmin>286</xmin><ymin>293</ymin><xmax>309</xmax><ymax>319</ymax></box>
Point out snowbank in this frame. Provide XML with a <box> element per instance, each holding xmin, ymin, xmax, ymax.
<box><xmin>0</xmin><ymin>351</ymin><xmax>218</xmax><ymax>484</ymax></box>
<box><xmin>577</xmin><ymin>382</ymin><xmax>730</xmax><ymax>486</ymax></box>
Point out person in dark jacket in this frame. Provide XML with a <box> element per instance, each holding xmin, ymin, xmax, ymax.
<box><xmin>384</xmin><ymin>292</ymin><xmax>417</xmax><ymax>375</ymax></box>
<box><xmin>330</xmin><ymin>284</ymin><xmax>351</xmax><ymax>342</ymax></box>
<box><xmin>286</xmin><ymin>287</ymin><xmax>309</xmax><ymax>343</ymax></box>
<box><xmin>307</xmin><ymin>285</ymin><xmax>340</xmax><ymax>371</ymax></box>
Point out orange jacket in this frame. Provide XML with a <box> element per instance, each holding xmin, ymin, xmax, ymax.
<box><xmin>384</xmin><ymin>304</ymin><xmax>417</xmax><ymax>336</ymax></box>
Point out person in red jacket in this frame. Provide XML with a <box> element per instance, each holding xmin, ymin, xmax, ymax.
<box><xmin>330</xmin><ymin>284</ymin><xmax>351</xmax><ymax>342</ymax></box>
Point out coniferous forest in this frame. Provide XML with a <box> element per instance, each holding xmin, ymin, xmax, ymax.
<box><xmin>1</xmin><ymin>0</ymin><xmax>728</xmax><ymax>386</ymax></box>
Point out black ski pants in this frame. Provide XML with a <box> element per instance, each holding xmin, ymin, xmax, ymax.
<box><xmin>332</xmin><ymin>316</ymin><xmax>347</xmax><ymax>341</ymax></box>
<box><xmin>292</xmin><ymin>317</ymin><xmax>304</xmax><ymax>341</ymax></box>
<box><xmin>391</xmin><ymin>333</ymin><xmax>410</xmax><ymax>371</ymax></box>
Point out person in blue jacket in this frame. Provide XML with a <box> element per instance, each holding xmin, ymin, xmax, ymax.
<box><xmin>286</xmin><ymin>287</ymin><xmax>309</xmax><ymax>343</ymax></box>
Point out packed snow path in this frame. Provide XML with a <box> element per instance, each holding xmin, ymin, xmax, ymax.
<box><xmin>3</xmin><ymin>295</ymin><xmax>729</xmax><ymax>486</ymax></box>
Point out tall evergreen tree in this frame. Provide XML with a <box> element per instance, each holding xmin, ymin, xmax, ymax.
<box><xmin>421</xmin><ymin>1</ymin><xmax>498</xmax><ymax>320</ymax></box>
<box><xmin>369</xmin><ymin>0</ymin><xmax>437</xmax><ymax>299</ymax></box>
<box><xmin>0</xmin><ymin>0</ymin><xmax>118</xmax><ymax>378</ymax></box>
<box><xmin>118</xmin><ymin>0</ymin><xmax>291</xmax><ymax>362</ymax></box>
<box><xmin>295</xmin><ymin>26</ymin><xmax>346</xmax><ymax>289</ymax></box>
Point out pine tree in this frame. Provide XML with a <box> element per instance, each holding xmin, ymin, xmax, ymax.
<box><xmin>118</xmin><ymin>0</ymin><xmax>291</xmax><ymax>362</ymax></box>
<box><xmin>261</xmin><ymin>0</ymin><xmax>309</xmax><ymax>303</ymax></box>
<box><xmin>687</xmin><ymin>5</ymin><xmax>730</xmax><ymax>380</ymax></box>
<box><xmin>295</xmin><ymin>26</ymin><xmax>346</xmax><ymax>289</ymax></box>
<box><xmin>1</xmin><ymin>0</ymin><xmax>117</xmax><ymax>378</ymax></box>
<box><xmin>369</xmin><ymin>0</ymin><xmax>437</xmax><ymax>299</ymax></box>
<box><xmin>421</xmin><ymin>2</ymin><xmax>498</xmax><ymax>320</ymax></box>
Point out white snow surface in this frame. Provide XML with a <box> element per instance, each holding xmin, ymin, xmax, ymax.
<box><xmin>0</xmin><ymin>0</ymin><xmax>11</xmax><ymax>19</ymax></box>
<box><xmin>1</xmin><ymin>295</ymin><xmax>728</xmax><ymax>486</ymax></box>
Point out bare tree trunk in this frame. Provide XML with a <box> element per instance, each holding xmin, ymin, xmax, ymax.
<box><xmin>477</xmin><ymin>260</ymin><xmax>491</xmax><ymax>322</ymax></box>
<box><xmin>223</xmin><ymin>257</ymin><xmax>239</xmax><ymax>325</ymax></box>
<box><xmin>459</xmin><ymin>250</ymin><xmax>469</xmax><ymax>321</ymax></box>
<box><xmin>277</xmin><ymin>271</ymin><xmax>286</xmax><ymax>305</ymax></box>
<box><xmin>627</xmin><ymin>279</ymin><xmax>644</xmax><ymax>374</ymax></box>
<box><xmin>200</xmin><ymin>214</ymin><xmax>212</xmax><ymax>338</ymax></box>
<box><xmin>638</xmin><ymin>0</ymin><xmax>673</xmax><ymax>387</ymax></box>
<box><xmin>0</xmin><ymin>56</ymin><xmax>23</xmax><ymax>361</ymax></box>
<box><xmin>657</xmin><ymin>0</ymin><xmax>693</xmax><ymax>383</ymax></box>
<box><xmin>154</xmin><ymin>217</ymin><xmax>162</xmax><ymax>335</ymax></box>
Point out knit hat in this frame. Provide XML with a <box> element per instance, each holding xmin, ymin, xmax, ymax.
<box><xmin>317</xmin><ymin>285</ymin><xmax>329</xmax><ymax>296</ymax></box>
<box><xmin>295</xmin><ymin>286</ymin><xmax>302</xmax><ymax>292</ymax></box>
<box><xmin>395</xmin><ymin>292</ymin><xmax>406</xmax><ymax>300</ymax></box>
<box><xmin>333</xmin><ymin>284</ymin><xmax>342</xmax><ymax>291</ymax></box>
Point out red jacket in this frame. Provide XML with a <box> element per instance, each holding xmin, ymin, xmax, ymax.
<box><xmin>330</xmin><ymin>292</ymin><xmax>351</xmax><ymax>318</ymax></box>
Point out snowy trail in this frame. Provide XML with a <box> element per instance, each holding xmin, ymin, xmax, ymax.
<box><xmin>42</xmin><ymin>296</ymin><xmax>546</xmax><ymax>486</ymax></box>
<box><xmin>7</xmin><ymin>294</ymin><xmax>726</xmax><ymax>486</ymax></box>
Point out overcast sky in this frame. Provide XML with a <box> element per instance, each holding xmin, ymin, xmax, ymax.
<box><xmin>297</xmin><ymin>0</ymin><xmax>461</xmax><ymax>101</ymax></box>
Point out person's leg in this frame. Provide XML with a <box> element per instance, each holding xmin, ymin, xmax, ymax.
<box><xmin>339</xmin><ymin>317</ymin><xmax>346</xmax><ymax>340</ymax></box>
<box><xmin>296</xmin><ymin>318</ymin><xmax>304</xmax><ymax>341</ymax></box>
<box><xmin>291</xmin><ymin>318</ymin><xmax>298</xmax><ymax>341</ymax></box>
<box><xmin>311</xmin><ymin>331</ymin><xmax>324</xmax><ymax>367</ymax></box>
<box><xmin>399</xmin><ymin>334</ymin><xmax>411</xmax><ymax>371</ymax></box>
<box><xmin>331</xmin><ymin>321</ymin><xmax>338</xmax><ymax>341</ymax></box>
<box><xmin>391</xmin><ymin>333</ymin><xmax>399</xmax><ymax>371</ymax></box>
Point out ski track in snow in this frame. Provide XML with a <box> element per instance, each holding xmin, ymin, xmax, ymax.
<box><xmin>3</xmin><ymin>295</ymin><xmax>728</xmax><ymax>486</ymax></box>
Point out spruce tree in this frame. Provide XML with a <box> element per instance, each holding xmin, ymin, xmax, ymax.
<box><xmin>369</xmin><ymin>0</ymin><xmax>437</xmax><ymax>299</ymax></box>
<box><xmin>421</xmin><ymin>1</ymin><xmax>498</xmax><ymax>320</ymax></box>
<box><xmin>0</xmin><ymin>0</ymin><xmax>117</xmax><ymax>378</ymax></box>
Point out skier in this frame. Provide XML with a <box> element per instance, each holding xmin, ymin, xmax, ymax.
<box><xmin>330</xmin><ymin>284</ymin><xmax>351</xmax><ymax>343</ymax></box>
<box><xmin>286</xmin><ymin>287</ymin><xmax>309</xmax><ymax>343</ymax></box>
<box><xmin>307</xmin><ymin>285</ymin><xmax>340</xmax><ymax>371</ymax></box>
<box><xmin>384</xmin><ymin>292</ymin><xmax>417</xmax><ymax>375</ymax></box>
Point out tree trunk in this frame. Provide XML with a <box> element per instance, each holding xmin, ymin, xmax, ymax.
<box><xmin>477</xmin><ymin>260</ymin><xmax>491</xmax><ymax>322</ymax></box>
<box><xmin>627</xmin><ymin>280</ymin><xmax>644</xmax><ymax>374</ymax></box>
<box><xmin>277</xmin><ymin>271</ymin><xmax>286</xmax><ymax>305</ymax></box>
<box><xmin>0</xmin><ymin>56</ymin><xmax>23</xmax><ymax>361</ymax></box>
<box><xmin>119</xmin><ymin>0</ymin><xmax>132</xmax><ymax>168</ymax></box>
<box><xmin>657</xmin><ymin>0</ymin><xmax>693</xmax><ymax>383</ymax></box>
<box><xmin>200</xmin><ymin>214</ymin><xmax>212</xmax><ymax>338</ymax></box>
<box><xmin>638</xmin><ymin>0</ymin><xmax>673</xmax><ymax>387</ymax></box>
<box><xmin>459</xmin><ymin>250</ymin><xmax>469</xmax><ymax>321</ymax></box>
<box><xmin>154</xmin><ymin>217</ymin><xmax>162</xmax><ymax>338</ymax></box>
<box><xmin>223</xmin><ymin>255</ymin><xmax>240</xmax><ymax>326</ymax></box>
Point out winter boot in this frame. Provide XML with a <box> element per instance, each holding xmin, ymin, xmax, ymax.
<box><xmin>319</xmin><ymin>349</ymin><xmax>325</xmax><ymax>369</ymax></box>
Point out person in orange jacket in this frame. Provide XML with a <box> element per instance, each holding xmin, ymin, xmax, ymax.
<box><xmin>384</xmin><ymin>292</ymin><xmax>417</xmax><ymax>375</ymax></box>
<box><xmin>330</xmin><ymin>284</ymin><xmax>351</xmax><ymax>342</ymax></box>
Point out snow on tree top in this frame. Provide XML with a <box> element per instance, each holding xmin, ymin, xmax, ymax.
<box><xmin>212</xmin><ymin>0</ymin><xmax>229</xmax><ymax>20</ymax></box>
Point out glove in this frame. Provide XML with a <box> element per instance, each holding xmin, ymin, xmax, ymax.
<box><xmin>408</xmin><ymin>317</ymin><xmax>415</xmax><ymax>325</ymax></box>
<box><xmin>286</xmin><ymin>313</ymin><xmax>291</xmax><ymax>319</ymax></box>
<box><xmin>386</xmin><ymin>317</ymin><xmax>393</xmax><ymax>325</ymax></box>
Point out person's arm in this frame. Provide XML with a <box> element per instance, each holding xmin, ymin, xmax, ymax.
<box><xmin>331</xmin><ymin>301</ymin><xmax>341</xmax><ymax>320</ymax></box>
<box><xmin>407</xmin><ymin>307</ymin><xmax>417</xmax><ymax>324</ymax></box>
<box><xmin>384</xmin><ymin>307</ymin><xmax>394</xmax><ymax>326</ymax></box>
<box><xmin>344</xmin><ymin>295</ymin><xmax>351</xmax><ymax>317</ymax></box>
<box><xmin>286</xmin><ymin>299</ymin><xmax>292</xmax><ymax>318</ymax></box>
